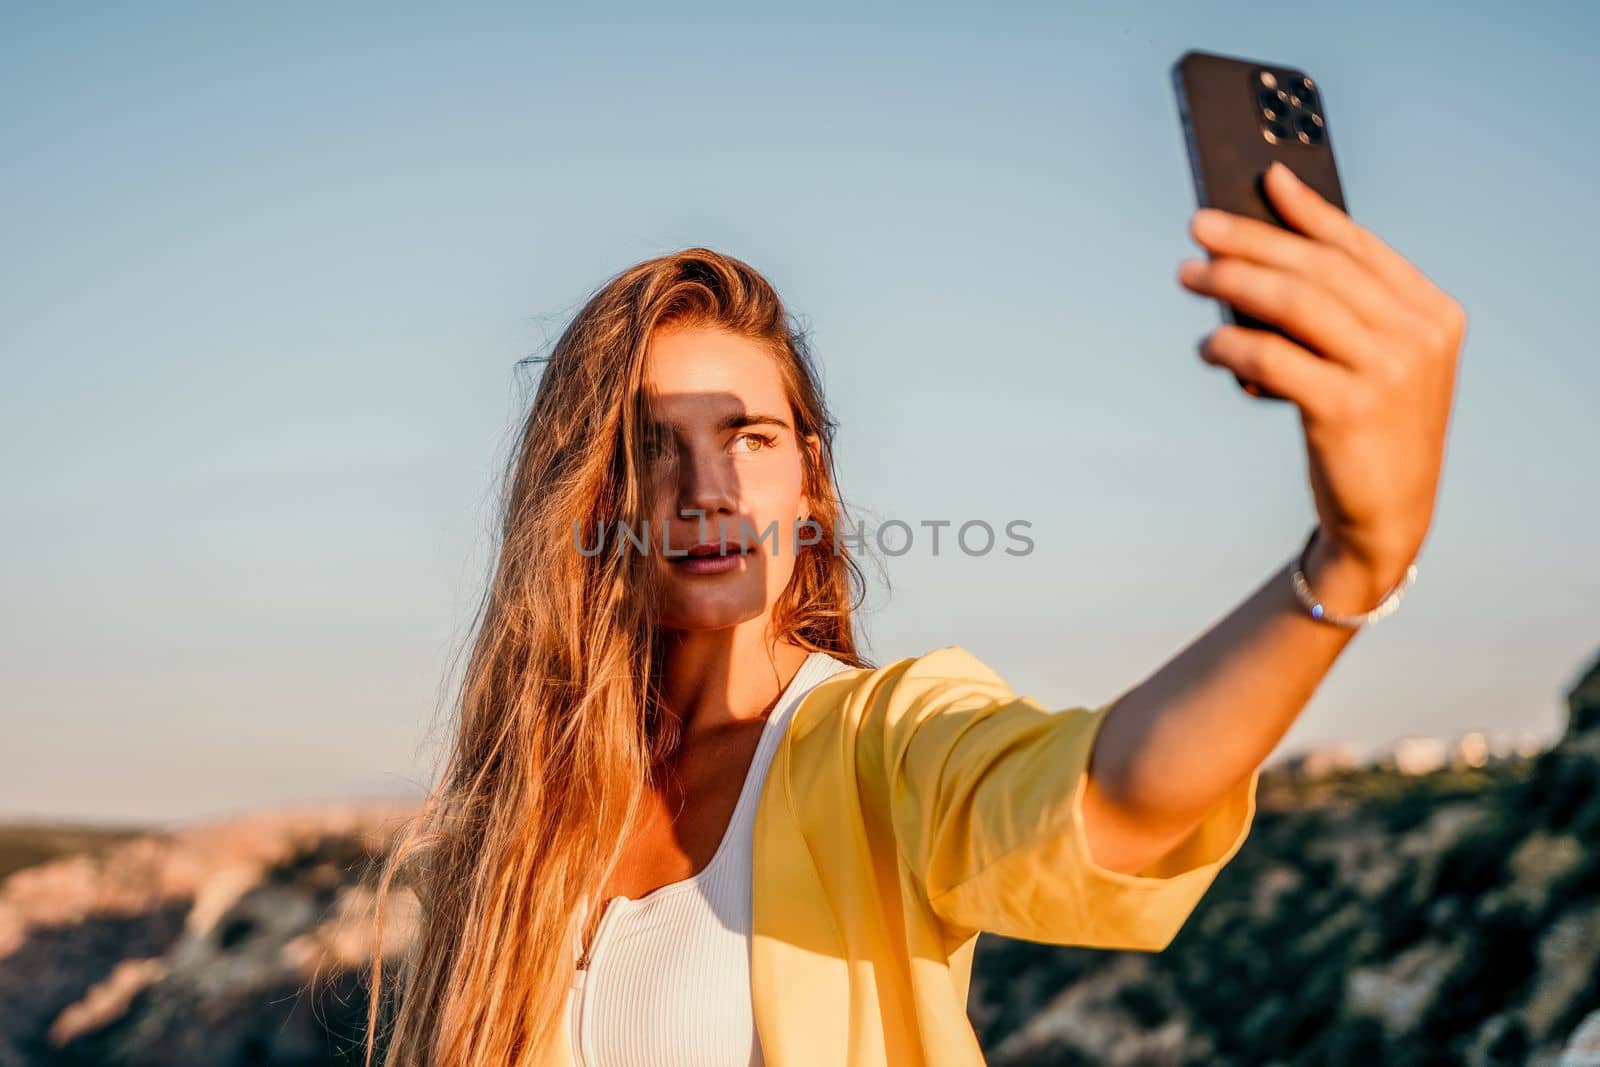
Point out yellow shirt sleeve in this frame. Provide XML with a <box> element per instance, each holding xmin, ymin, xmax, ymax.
<box><xmin>859</xmin><ymin>644</ymin><xmax>1258</xmax><ymax>953</ymax></box>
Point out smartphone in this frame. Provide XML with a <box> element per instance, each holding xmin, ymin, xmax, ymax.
<box><xmin>1172</xmin><ymin>49</ymin><xmax>1347</xmax><ymax>400</ymax></box>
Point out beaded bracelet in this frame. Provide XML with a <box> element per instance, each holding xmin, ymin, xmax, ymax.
<box><xmin>1289</xmin><ymin>527</ymin><xmax>1419</xmax><ymax>629</ymax></box>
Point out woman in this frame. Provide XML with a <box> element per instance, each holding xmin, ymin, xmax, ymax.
<box><xmin>363</xmin><ymin>161</ymin><xmax>1464</xmax><ymax>1066</ymax></box>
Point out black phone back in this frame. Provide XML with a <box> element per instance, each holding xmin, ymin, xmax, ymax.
<box><xmin>1173</xmin><ymin>50</ymin><xmax>1346</xmax><ymax>397</ymax></box>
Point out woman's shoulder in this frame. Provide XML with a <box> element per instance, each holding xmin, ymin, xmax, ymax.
<box><xmin>844</xmin><ymin>644</ymin><xmax>1010</xmax><ymax>690</ymax></box>
<box><xmin>795</xmin><ymin>644</ymin><xmax>1020</xmax><ymax>729</ymax></box>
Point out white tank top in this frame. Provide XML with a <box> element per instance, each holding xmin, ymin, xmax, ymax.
<box><xmin>563</xmin><ymin>650</ymin><xmax>854</xmax><ymax>1067</ymax></box>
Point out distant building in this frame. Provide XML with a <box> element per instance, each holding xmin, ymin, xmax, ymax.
<box><xmin>1451</xmin><ymin>731</ymin><xmax>1489</xmax><ymax>769</ymax></box>
<box><xmin>1462</xmin><ymin>729</ymin><xmax>1544</xmax><ymax>764</ymax></box>
<box><xmin>1282</xmin><ymin>743</ymin><xmax>1362</xmax><ymax>778</ymax></box>
<box><xmin>1484</xmin><ymin>730</ymin><xmax>1519</xmax><ymax>760</ymax></box>
<box><xmin>1389</xmin><ymin>736</ymin><xmax>1448</xmax><ymax>776</ymax></box>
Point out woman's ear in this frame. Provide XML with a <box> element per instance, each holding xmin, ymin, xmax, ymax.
<box><xmin>799</xmin><ymin>432</ymin><xmax>822</xmax><ymax>522</ymax></box>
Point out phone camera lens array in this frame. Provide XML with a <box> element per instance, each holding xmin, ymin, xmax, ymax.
<box><xmin>1255</xmin><ymin>70</ymin><xmax>1325</xmax><ymax>146</ymax></box>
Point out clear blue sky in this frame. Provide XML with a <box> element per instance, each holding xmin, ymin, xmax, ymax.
<box><xmin>3</xmin><ymin>3</ymin><xmax>1595</xmax><ymax>825</ymax></box>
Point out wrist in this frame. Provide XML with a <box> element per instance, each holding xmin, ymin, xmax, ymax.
<box><xmin>1310</xmin><ymin>531</ymin><xmax>1416</xmax><ymax>596</ymax></box>
<box><xmin>1299</xmin><ymin>529</ymin><xmax>1414</xmax><ymax>619</ymax></box>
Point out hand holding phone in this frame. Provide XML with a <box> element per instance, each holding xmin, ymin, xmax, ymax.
<box><xmin>1165</xmin><ymin>49</ymin><xmax>1467</xmax><ymax>599</ymax></box>
<box><xmin>1172</xmin><ymin>49</ymin><xmax>1346</xmax><ymax>399</ymax></box>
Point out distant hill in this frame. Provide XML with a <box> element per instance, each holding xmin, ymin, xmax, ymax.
<box><xmin>0</xmin><ymin>824</ymin><xmax>151</xmax><ymax>886</ymax></box>
<box><xmin>0</xmin><ymin>805</ymin><xmax>413</xmax><ymax>1067</ymax></box>
<box><xmin>2</xmin><ymin>648</ymin><xmax>1597</xmax><ymax>1066</ymax></box>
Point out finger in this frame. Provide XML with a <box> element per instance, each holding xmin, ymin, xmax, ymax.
<box><xmin>1189</xmin><ymin>208</ymin><xmax>1412</xmax><ymax>333</ymax></box>
<box><xmin>1198</xmin><ymin>325</ymin><xmax>1349</xmax><ymax>418</ymax></box>
<box><xmin>1179</xmin><ymin>257</ymin><xmax>1374</xmax><ymax>366</ymax></box>
<box><xmin>1263</xmin><ymin>162</ymin><xmax>1441</xmax><ymax>298</ymax></box>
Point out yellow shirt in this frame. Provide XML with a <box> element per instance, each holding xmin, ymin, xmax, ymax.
<box><xmin>554</xmin><ymin>644</ymin><xmax>1258</xmax><ymax>1066</ymax></box>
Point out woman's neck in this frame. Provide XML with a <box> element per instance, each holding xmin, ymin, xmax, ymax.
<box><xmin>656</xmin><ymin>630</ymin><xmax>813</xmax><ymax>743</ymax></box>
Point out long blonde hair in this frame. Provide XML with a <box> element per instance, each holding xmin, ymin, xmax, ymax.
<box><xmin>363</xmin><ymin>247</ymin><xmax>873</xmax><ymax>1065</ymax></box>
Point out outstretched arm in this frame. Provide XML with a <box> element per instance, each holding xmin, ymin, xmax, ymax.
<box><xmin>1081</xmin><ymin>161</ymin><xmax>1467</xmax><ymax>876</ymax></box>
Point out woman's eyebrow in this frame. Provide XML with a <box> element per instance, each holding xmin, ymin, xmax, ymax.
<box><xmin>644</xmin><ymin>411</ymin><xmax>792</xmax><ymax>435</ymax></box>
<box><xmin>718</xmin><ymin>412</ymin><xmax>792</xmax><ymax>433</ymax></box>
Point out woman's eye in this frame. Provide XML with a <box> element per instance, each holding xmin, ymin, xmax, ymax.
<box><xmin>736</xmin><ymin>432</ymin><xmax>777</xmax><ymax>454</ymax></box>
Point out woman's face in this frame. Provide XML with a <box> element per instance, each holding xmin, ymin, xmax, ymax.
<box><xmin>640</xmin><ymin>324</ymin><xmax>816</xmax><ymax>633</ymax></box>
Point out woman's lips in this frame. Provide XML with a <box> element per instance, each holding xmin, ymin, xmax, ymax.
<box><xmin>669</xmin><ymin>544</ymin><xmax>752</xmax><ymax>575</ymax></box>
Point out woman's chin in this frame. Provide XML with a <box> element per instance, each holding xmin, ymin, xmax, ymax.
<box><xmin>657</xmin><ymin>595</ymin><xmax>770</xmax><ymax>633</ymax></box>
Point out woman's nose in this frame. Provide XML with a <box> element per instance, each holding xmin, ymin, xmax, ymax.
<box><xmin>677</xmin><ymin>450</ymin><xmax>740</xmax><ymax>531</ymax></box>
